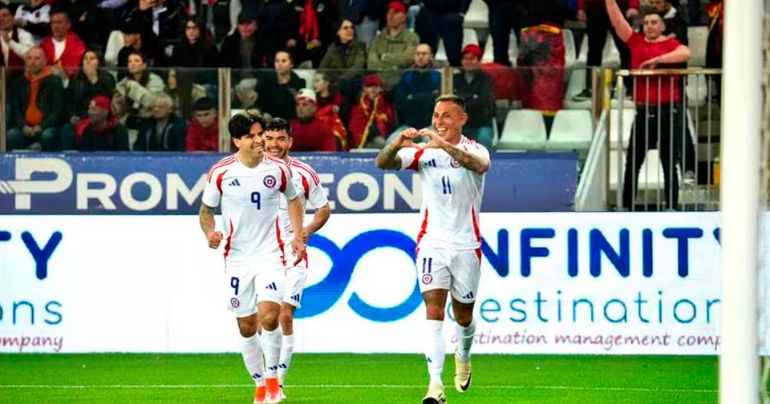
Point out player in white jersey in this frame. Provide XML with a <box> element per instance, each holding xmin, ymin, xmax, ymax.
<box><xmin>376</xmin><ymin>94</ymin><xmax>490</xmax><ymax>404</ymax></box>
<box><xmin>263</xmin><ymin>117</ymin><xmax>331</xmax><ymax>399</ymax></box>
<box><xmin>198</xmin><ymin>112</ymin><xmax>306</xmax><ymax>404</ymax></box>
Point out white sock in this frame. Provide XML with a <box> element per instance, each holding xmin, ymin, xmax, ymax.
<box><xmin>261</xmin><ymin>328</ymin><xmax>282</xmax><ymax>377</ymax></box>
<box><xmin>278</xmin><ymin>334</ymin><xmax>294</xmax><ymax>384</ymax></box>
<box><xmin>425</xmin><ymin>320</ymin><xmax>445</xmax><ymax>385</ymax></box>
<box><xmin>455</xmin><ymin>318</ymin><xmax>476</xmax><ymax>361</ymax></box>
<box><xmin>241</xmin><ymin>334</ymin><xmax>265</xmax><ymax>386</ymax></box>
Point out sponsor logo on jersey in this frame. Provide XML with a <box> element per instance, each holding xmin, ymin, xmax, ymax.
<box><xmin>228</xmin><ymin>179</ymin><xmax>241</xmax><ymax>187</ymax></box>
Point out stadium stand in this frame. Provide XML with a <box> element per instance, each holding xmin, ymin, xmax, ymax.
<box><xmin>498</xmin><ymin>109</ymin><xmax>548</xmax><ymax>150</ymax></box>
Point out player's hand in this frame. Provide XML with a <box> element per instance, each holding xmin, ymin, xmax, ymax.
<box><xmin>418</xmin><ymin>128</ymin><xmax>451</xmax><ymax>149</ymax></box>
<box><xmin>393</xmin><ymin>127</ymin><xmax>420</xmax><ymax>148</ymax></box>
<box><xmin>639</xmin><ymin>56</ymin><xmax>660</xmax><ymax>69</ymax></box>
<box><xmin>291</xmin><ymin>239</ymin><xmax>305</xmax><ymax>265</ymax></box>
<box><xmin>207</xmin><ymin>231</ymin><xmax>223</xmax><ymax>249</ymax></box>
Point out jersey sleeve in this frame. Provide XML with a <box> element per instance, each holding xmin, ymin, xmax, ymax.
<box><xmin>305</xmin><ymin>170</ymin><xmax>329</xmax><ymax>209</ymax></box>
<box><xmin>279</xmin><ymin>165</ymin><xmax>300</xmax><ymax>201</ymax></box>
<box><xmin>201</xmin><ymin>168</ymin><xmax>225</xmax><ymax>208</ymax></box>
<box><xmin>397</xmin><ymin>147</ymin><xmax>424</xmax><ymax>170</ymax></box>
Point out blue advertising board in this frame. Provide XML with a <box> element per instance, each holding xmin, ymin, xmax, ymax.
<box><xmin>0</xmin><ymin>152</ymin><xmax>576</xmax><ymax>214</ymax></box>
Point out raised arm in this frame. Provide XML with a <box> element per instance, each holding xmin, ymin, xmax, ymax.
<box><xmin>375</xmin><ymin>127</ymin><xmax>420</xmax><ymax>170</ymax></box>
<box><xmin>419</xmin><ymin>129</ymin><xmax>490</xmax><ymax>175</ymax></box>
<box><xmin>606</xmin><ymin>0</ymin><xmax>633</xmax><ymax>42</ymax></box>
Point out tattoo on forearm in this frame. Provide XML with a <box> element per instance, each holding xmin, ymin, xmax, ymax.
<box><xmin>199</xmin><ymin>205</ymin><xmax>215</xmax><ymax>235</ymax></box>
<box><xmin>445</xmin><ymin>146</ymin><xmax>487</xmax><ymax>174</ymax></box>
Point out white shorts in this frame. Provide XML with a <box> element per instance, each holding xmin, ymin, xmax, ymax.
<box><xmin>415</xmin><ymin>246</ymin><xmax>481</xmax><ymax>303</ymax></box>
<box><xmin>224</xmin><ymin>259</ymin><xmax>285</xmax><ymax>317</ymax></box>
<box><xmin>282</xmin><ymin>246</ymin><xmax>308</xmax><ymax>308</ymax></box>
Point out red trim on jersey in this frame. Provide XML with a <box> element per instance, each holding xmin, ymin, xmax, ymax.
<box><xmin>301</xmin><ymin>175</ymin><xmax>310</xmax><ymax>199</ymax></box>
<box><xmin>207</xmin><ymin>155</ymin><xmax>236</xmax><ymax>182</ymax></box>
<box><xmin>406</xmin><ymin>149</ymin><xmax>426</xmax><ymax>171</ymax></box>
<box><xmin>290</xmin><ymin>159</ymin><xmax>320</xmax><ymax>184</ymax></box>
<box><xmin>223</xmin><ymin>219</ymin><xmax>234</xmax><ymax>259</ymax></box>
<box><xmin>279</xmin><ymin>165</ymin><xmax>288</xmax><ymax>193</ymax></box>
<box><xmin>415</xmin><ymin>209</ymin><xmax>429</xmax><ymax>253</ymax></box>
<box><xmin>471</xmin><ymin>207</ymin><xmax>482</xmax><ymax>261</ymax></box>
<box><xmin>215</xmin><ymin>169</ymin><xmax>228</xmax><ymax>194</ymax></box>
<box><xmin>275</xmin><ymin>218</ymin><xmax>286</xmax><ymax>267</ymax></box>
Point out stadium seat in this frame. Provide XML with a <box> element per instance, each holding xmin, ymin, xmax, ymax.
<box><xmin>294</xmin><ymin>69</ymin><xmax>316</xmax><ymax>88</ymax></box>
<box><xmin>498</xmin><ymin>109</ymin><xmax>548</xmax><ymax>150</ymax></box>
<box><xmin>602</xmin><ymin>33</ymin><xmax>621</xmax><ymax>68</ymax></box>
<box><xmin>563</xmin><ymin>28</ymin><xmax>577</xmax><ymax>70</ymax></box>
<box><xmin>481</xmin><ymin>31</ymin><xmax>518</xmax><ymax>66</ymax></box>
<box><xmin>687</xmin><ymin>26</ymin><xmax>709</xmax><ymax>67</ymax></box>
<box><xmin>608</xmin><ymin>108</ymin><xmax>636</xmax><ymax>149</ymax></box>
<box><xmin>609</xmin><ymin>148</ymin><xmax>666</xmax><ymax>193</ymax></box>
<box><xmin>435</xmin><ymin>29</ymin><xmax>479</xmax><ymax>63</ymax></box>
<box><xmin>575</xmin><ymin>34</ymin><xmax>588</xmax><ymax>68</ymax></box>
<box><xmin>464</xmin><ymin>0</ymin><xmax>489</xmax><ymax>29</ymax></box>
<box><xmin>547</xmin><ymin>110</ymin><xmax>593</xmax><ymax>152</ymax></box>
<box><xmin>686</xmin><ymin>73</ymin><xmax>709</xmax><ymax>107</ymax></box>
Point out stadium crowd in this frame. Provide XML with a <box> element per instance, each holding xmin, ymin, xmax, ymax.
<box><xmin>0</xmin><ymin>0</ymin><xmax>723</xmax><ymax>153</ymax></box>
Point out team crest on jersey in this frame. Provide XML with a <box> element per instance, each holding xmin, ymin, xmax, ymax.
<box><xmin>422</xmin><ymin>273</ymin><xmax>433</xmax><ymax>284</ymax></box>
<box><xmin>230</xmin><ymin>298</ymin><xmax>240</xmax><ymax>308</ymax></box>
<box><xmin>263</xmin><ymin>175</ymin><xmax>277</xmax><ymax>188</ymax></box>
<box><xmin>450</xmin><ymin>158</ymin><xmax>461</xmax><ymax>168</ymax></box>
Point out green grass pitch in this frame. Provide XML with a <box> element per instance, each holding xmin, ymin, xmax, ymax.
<box><xmin>0</xmin><ymin>354</ymin><xmax>717</xmax><ymax>403</ymax></box>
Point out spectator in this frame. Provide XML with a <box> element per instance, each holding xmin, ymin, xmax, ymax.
<box><xmin>219</xmin><ymin>12</ymin><xmax>268</xmax><ymax>71</ymax></box>
<box><xmin>367</xmin><ymin>1</ymin><xmax>418</xmax><ymax>71</ymax></box>
<box><xmin>134</xmin><ymin>93</ymin><xmax>187</xmax><ymax>151</ymax></box>
<box><xmin>517</xmin><ymin>0</ymin><xmax>569</xmax><ymax>130</ymax></box>
<box><xmin>256</xmin><ymin>0</ymin><xmax>297</xmax><ymax>62</ymax></box>
<box><xmin>483</xmin><ymin>0</ymin><xmax>527</xmax><ymax>66</ymax></box>
<box><xmin>414</xmin><ymin>0</ymin><xmax>470</xmax><ymax>67</ymax></box>
<box><xmin>319</xmin><ymin>18</ymin><xmax>367</xmax><ymax>78</ymax></box>
<box><xmin>171</xmin><ymin>16</ymin><xmax>220</xmax><ymax>68</ymax></box>
<box><xmin>290</xmin><ymin>89</ymin><xmax>339</xmax><ymax>151</ymax></box>
<box><xmin>705</xmin><ymin>0</ymin><xmax>722</xmax><ymax>69</ymax></box>
<box><xmin>338</xmin><ymin>0</ymin><xmax>387</xmax><ymax>49</ymax></box>
<box><xmin>292</xmin><ymin>0</ymin><xmax>340</xmax><ymax>67</ymax></box>
<box><xmin>256</xmin><ymin>49</ymin><xmax>306</xmax><ymax>120</ymax></box>
<box><xmin>52</xmin><ymin>0</ymin><xmax>101</xmax><ymax>50</ymax></box>
<box><xmin>14</xmin><ymin>0</ymin><xmax>51</xmax><ymax>43</ymax></box>
<box><xmin>348</xmin><ymin>73</ymin><xmax>394</xmax><ymax>149</ymax></box>
<box><xmin>0</xmin><ymin>4</ymin><xmax>34</xmax><ymax>70</ymax></box>
<box><xmin>233</xmin><ymin>77</ymin><xmax>258</xmax><ymax>109</ymax></box>
<box><xmin>75</xmin><ymin>94</ymin><xmax>130</xmax><ymax>151</ymax></box>
<box><xmin>6</xmin><ymin>47</ymin><xmax>64</xmax><ymax>151</ymax></box>
<box><xmin>453</xmin><ymin>44</ymin><xmax>495</xmax><ymax>149</ymax></box>
<box><xmin>188</xmin><ymin>0</ymin><xmax>239</xmax><ymax>44</ymax></box>
<box><xmin>605</xmin><ymin>0</ymin><xmax>691</xmax><ymax>210</ymax></box>
<box><xmin>126</xmin><ymin>0</ymin><xmax>187</xmax><ymax>66</ymax></box>
<box><xmin>115</xmin><ymin>19</ymin><xmax>151</xmax><ymax>75</ymax></box>
<box><xmin>393</xmin><ymin>43</ymin><xmax>441</xmax><ymax>132</ymax></box>
<box><xmin>573</xmin><ymin>0</ymin><xmax>638</xmax><ymax>101</ymax></box>
<box><xmin>185</xmin><ymin>96</ymin><xmax>219</xmax><ymax>151</ymax></box>
<box><xmin>648</xmin><ymin>0</ymin><xmax>688</xmax><ymax>43</ymax></box>
<box><xmin>40</xmin><ymin>8</ymin><xmax>86</xmax><ymax>78</ymax></box>
<box><xmin>313</xmin><ymin>71</ymin><xmax>348</xmax><ymax>148</ymax></box>
<box><xmin>61</xmin><ymin>49</ymin><xmax>116</xmax><ymax>148</ymax></box>
<box><xmin>165</xmin><ymin>68</ymin><xmax>207</xmax><ymax>120</ymax></box>
<box><xmin>114</xmin><ymin>50</ymin><xmax>165</xmax><ymax>137</ymax></box>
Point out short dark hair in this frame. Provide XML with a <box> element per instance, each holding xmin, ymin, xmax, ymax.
<box><xmin>266</xmin><ymin>117</ymin><xmax>292</xmax><ymax>137</ymax></box>
<box><xmin>436</xmin><ymin>94</ymin><xmax>465</xmax><ymax>110</ymax></box>
<box><xmin>193</xmin><ymin>97</ymin><xmax>216</xmax><ymax>111</ymax></box>
<box><xmin>228</xmin><ymin>112</ymin><xmax>265</xmax><ymax>138</ymax></box>
<box><xmin>643</xmin><ymin>10</ymin><xmax>666</xmax><ymax>21</ymax></box>
<box><xmin>49</xmin><ymin>7</ymin><xmax>69</xmax><ymax>20</ymax></box>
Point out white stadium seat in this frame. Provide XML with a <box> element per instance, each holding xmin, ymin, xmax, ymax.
<box><xmin>463</xmin><ymin>0</ymin><xmax>489</xmax><ymax>29</ymax></box>
<box><xmin>608</xmin><ymin>108</ymin><xmax>636</xmax><ymax>149</ymax></box>
<box><xmin>609</xmin><ymin>149</ymin><xmax>666</xmax><ymax>193</ymax></box>
<box><xmin>498</xmin><ymin>109</ymin><xmax>548</xmax><ymax>150</ymax></box>
<box><xmin>435</xmin><ymin>29</ymin><xmax>479</xmax><ymax>63</ymax></box>
<box><xmin>482</xmin><ymin>31</ymin><xmax>518</xmax><ymax>65</ymax></box>
<box><xmin>563</xmin><ymin>28</ymin><xmax>577</xmax><ymax>70</ymax></box>
<box><xmin>547</xmin><ymin>110</ymin><xmax>593</xmax><ymax>152</ymax></box>
<box><xmin>687</xmin><ymin>26</ymin><xmax>709</xmax><ymax>67</ymax></box>
<box><xmin>294</xmin><ymin>69</ymin><xmax>316</xmax><ymax>88</ymax></box>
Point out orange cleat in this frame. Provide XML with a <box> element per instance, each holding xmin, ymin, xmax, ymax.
<box><xmin>264</xmin><ymin>377</ymin><xmax>282</xmax><ymax>403</ymax></box>
<box><xmin>253</xmin><ymin>385</ymin><xmax>266</xmax><ymax>404</ymax></box>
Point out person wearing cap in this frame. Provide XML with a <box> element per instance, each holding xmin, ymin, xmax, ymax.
<box><xmin>6</xmin><ymin>47</ymin><xmax>64</xmax><ymax>151</ymax></box>
<box><xmin>185</xmin><ymin>96</ymin><xmax>219</xmax><ymax>152</ymax></box>
<box><xmin>452</xmin><ymin>43</ymin><xmax>495</xmax><ymax>149</ymax></box>
<box><xmin>348</xmin><ymin>72</ymin><xmax>394</xmax><ymax>149</ymax></box>
<box><xmin>414</xmin><ymin>0</ymin><xmax>470</xmax><ymax>67</ymax></box>
<box><xmin>75</xmin><ymin>94</ymin><xmax>129</xmax><ymax>151</ymax></box>
<box><xmin>367</xmin><ymin>1</ymin><xmax>419</xmax><ymax>71</ymax></box>
<box><xmin>220</xmin><ymin>11</ymin><xmax>269</xmax><ymax>71</ymax></box>
<box><xmin>290</xmin><ymin>89</ymin><xmax>339</xmax><ymax>151</ymax></box>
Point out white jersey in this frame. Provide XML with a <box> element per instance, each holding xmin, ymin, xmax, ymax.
<box><xmin>397</xmin><ymin>136</ymin><xmax>490</xmax><ymax>250</ymax></box>
<box><xmin>277</xmin><ymin>157</ymin><xmax>329</xmax><ymax>241</ymax></box>
<box><xmin>202</xmin><ymin>153</ymin><xmax>299</xmax><ymax>262</ymax></box>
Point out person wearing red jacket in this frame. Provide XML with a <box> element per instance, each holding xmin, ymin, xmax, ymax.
<box><xmin>185</xmin><ymin>97</ymin><xmax>219</xmax><ymax>152</ymax></box>
<box><xmin>347</xmin><ymin>73</ymin><xmax>394</xmax><ymax>149</ymax></box>
<box><xmin>40</xmin><ymin>8</ymin><xmax>85</xmax><ymax>78</ymax></box>
<box><xmin>290</xmin><ymin>89</ymin><xmax>338</xmax><ymax>152</ymax></box>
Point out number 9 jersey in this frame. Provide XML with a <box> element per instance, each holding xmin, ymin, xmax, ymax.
<box><xmin>202</xmin><ymin>154</ymin><xmax>300</xmax><ymax>262</ymax></box>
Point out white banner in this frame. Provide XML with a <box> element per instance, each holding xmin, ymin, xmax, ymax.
<box><xmin>0</xmin><ymin>213</ymin><xmax>748</xmax><ymax>355</ymax></box>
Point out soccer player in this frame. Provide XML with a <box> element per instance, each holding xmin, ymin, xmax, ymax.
<box><xmin>375</xmin><ymin>94</ymin><xmax>490</xmax><ymax>404</ymax></box>
<box><xmin>263</xmin><ymin>117</ymin><xmax>331</xmax><ymax>398</ymax></box>
<box><xmin>198</xmin><ymin>112</ymin><xmax>306</xmax><ymax>404</ymax></box>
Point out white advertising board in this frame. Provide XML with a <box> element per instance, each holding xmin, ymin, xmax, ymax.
<box><xmin>0</xmin><ymin>213</ymin><xmax>746</xmax><ymax>355</ymax></box>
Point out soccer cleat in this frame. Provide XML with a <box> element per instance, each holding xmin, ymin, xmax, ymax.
<box><xmin>279</xmin><ymin>384</ymin><xmax>287</xmax><ymax>400</ymax></box>
<box><xmin>264</xmin><ymin>377</ymin><xmax>282</xmax><ymax>403</ymax></box>
<box><xmin>253</xmin><ymin>385</ymin><xmax>266</xmax><ymax>404</ymax></box>
<box><xmin>454</xmin><ymin>355</ymin><xmax>472</xmax><ymax>393</ymax></box>
<box><xmin>422</xmin><ymin>381</ymin><xmax>446</xmax><ymax>404</ymax></box>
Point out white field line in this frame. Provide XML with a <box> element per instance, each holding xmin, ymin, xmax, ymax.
<box><xmin>0</xmin><ymin>384</ymin><xmax>716</xmax><ymax>393</ymax></box>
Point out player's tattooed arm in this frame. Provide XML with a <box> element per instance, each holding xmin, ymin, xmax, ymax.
<box><xmin>375</xmin><ymin>142</ymin><xmax>402</xmax><ymax>170</ymax></box>
<box><xmin>444</xmin><ymin>146</ymin><xmax>490</xmax><ymax>175</ymax></box>
<box><xmin>199</xmin><ymin>203</ymin><xmax>223</xmax><ymax>249</ymax></box>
